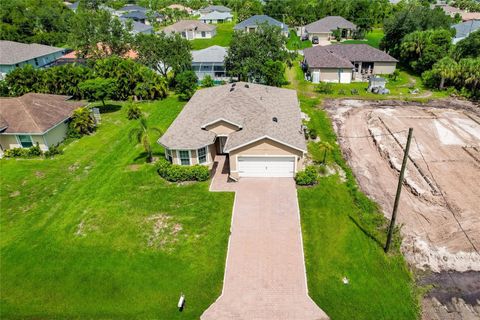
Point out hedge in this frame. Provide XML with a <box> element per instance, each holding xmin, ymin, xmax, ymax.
<box><xmin>156</xmin><ymin>158</ymin><xmax>210</xmax><ymax>182</ymax></box>
<box><xmin>295</xmin><ymin>165</ymin><xmax>318</xmax><ymax>186</ymax></box>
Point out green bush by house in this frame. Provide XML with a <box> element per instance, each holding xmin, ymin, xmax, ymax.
<box><xmin>295</xmin><ymin>166</ymin><xmax>319</xmax><ymax>186</ymax></box>
<box><xmin>157</xmin><ymin>158</ymin><xmax>210</xmax><ymax>182</ymax></box>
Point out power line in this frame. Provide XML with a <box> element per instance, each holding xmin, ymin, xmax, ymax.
<box><xmin>412</xmin><ymin>136</ymin><xmax>479</xmax><ymax>254</ymax></box>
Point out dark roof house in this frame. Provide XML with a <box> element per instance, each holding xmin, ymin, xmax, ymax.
<box><xmin>234</xmin><ymin>15</ymin><xmax>289</xmax><ymax>35</ymax></box>
<box><xmin>304</xmin><ymin>16</ymin><xmax>356</xmax><ymax>34</ymax></box>
<box><xmin>199</xmin><ymin>5</ymin><xmax>232</xmax><ymax>13</ymax></box>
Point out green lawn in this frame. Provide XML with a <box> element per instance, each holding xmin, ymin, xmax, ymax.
<box><xmin>342</xmin><ymin>29</ymin><xmax>385</xmax><ymax>48</ymax></box>
<box><xmin>190</xmin><ymin>22</ymin><xmax>235</xmax><ymax>50</ymax></box>
<box><xmin>0</xmin><ymin>97</ymin><xmax>234</xmax><ymax>319</ymax></box>
<box><xmin>285</xmin><ymin>64</ymin><xmax>421</xmax><ymax>319</ymax></box>
<box><xmin>286</xmin><ymin>30</ymin><xmax>312</xmax><ymax>50</ymax></box>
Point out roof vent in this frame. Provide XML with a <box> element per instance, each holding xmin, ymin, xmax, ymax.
<box><xmin>230</xmin><ymin>88</ymin><xmax>235</xmax><ymax>92</ymax></box>
<box><xmin>245</xmin><ymin>84</ymin><xmax>249</xmax><ymax>88</ymax></box>
<box><xmin>272</xmin><ymin>117</ymin><xmax>278</xmax><ymax>123</ymax></box>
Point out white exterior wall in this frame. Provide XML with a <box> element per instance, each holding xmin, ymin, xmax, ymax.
<box><xmin>373</xmin><ymin>62</ymin><xmax>397</xmax><ymax>75</ymax></box>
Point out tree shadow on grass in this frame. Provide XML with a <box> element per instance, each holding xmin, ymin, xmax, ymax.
<box><xmin>348</xmin><ymin>215</ymin><xmax>384</xmax><ymax>249</ymax></box>
<box><xmin>97</xmin><ymin>104</ymin><xmax>121</xmax><ymax>113</ymax></box>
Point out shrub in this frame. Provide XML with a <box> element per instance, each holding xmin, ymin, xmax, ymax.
<box><xmin>338</xmin><ymin>89</ymin><xmax>346</xmax><ymax>95</ymax></box>
<box><xmin>127</xmin><ymin>103</ymin><xmax>142</xmax><ymax>120</ymax></box>
<box><xmin>315</xmin><ymin>82</ymin><xmax>334</xmax><ymax>94</ymax></box>
<box><xmin>295</xmin><ymin>166</ymin><xmax>318</xmax><ymax>186</ymax></box>
<box><xmin>156</xmin><ymin>158</ymin><xmax>209</xmax><ymax>182</ymax></box>
<box><xmin>201</xmin><ymin>75</ymin><xmax>215</xmax><ymax>88</ymax></box>
<box><xmin>28</xmin><ymin>142</ymin><xmax>43</xmax><ymax>156</ymax></box>
<box><xmin>69</xmin><ymin>108</ymin><xmax>95</xmax><ymax>136</ymax></box>
<box><xmin>3</xmin><ymin>143</ymin><xmax>44</xmax><ymax>158</ymax></box>
<box><xmin>308</xmin><ymin>128</ymin><xmax>317</xmax><ymax>140</ymax></box>
<box><xmin>44</xmin><ymin>144</ymin><xmax>63</xmax><ymax>158</ymax></box>
<box><xmin>175</xmin><ymin>71</ymin><xmax>198</xmax><ymax>101</ymax></box>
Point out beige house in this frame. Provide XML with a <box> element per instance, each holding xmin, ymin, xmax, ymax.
<box><xmin>303</xmin><ymin>44</ymin><xmax>398</xmax><ymax>83</ymax></box>
<box><xmin>162</xmin><ymin>20</ymin><xmax>216</xmax><ymax>40</ymax></box>
<box><xmin>303</xmin><ymin>16</ymin><xmax>357</xmax><ymax>45</ymax></box>
<box><xmin>0</xmin><ymin>93</ymin><xmax>84</xmax><ymax>155</ymax></box>
<box><xmin>159</xmin><ymin>83</ymin><xmax>307</xmax><ymax>179</ymax></box>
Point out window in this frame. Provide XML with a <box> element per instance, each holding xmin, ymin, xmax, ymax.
<box><xmin>201</xmin><ymin>31</ymin><xmax>206</xmax><ymax>37</ymax></box>
<box><xmin>178</xmin><ymin>150</ymin><xmax>190</xmax><ymax>165</ymax></box>
<box><xmin>181</xmin><ymin>31</ymin><xmax>186</xmax><ymax>38</ymax></box>
<box><xmin>197</xmin><ymin>147</ymin><xmax>207</xmax><ymax>164</ymax></box>
<box><xmin>34</xmin><ymin>58</ymin><xmax>39</xmax><ymax>66</ymax></box>
<box><xmin>17</xmin><ymin>135</ymin><xmax>33</xmax><ymax>148</ymax></box>
<box><xmin>165</xmin><ymin>148</ymin><xmax>173</xmax><ymax>163</ymax></box>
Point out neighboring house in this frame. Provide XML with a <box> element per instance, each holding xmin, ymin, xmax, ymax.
<box><xmin>452</xmin><ymin>19</ymin><xmax>480</xmax><ymax>43</ymax></box>
<box><xmin>303</xmin><ymin>16</ymin><xmax>357</xmax><ymax>45</ymax></box>
<box><xmin>198</xmin><ymin>5</ymin><xmax>232</xmax><ymax>14</ymax></box>
<box><xmin>0</xmin><ymin>41</ymin><xmax>66</xmax><ymax>78</ymax></box>
<box><xmin>303</xmin><ymin>44</ymin><xmax>398</xmax><ymax>83</ymax></box>
<box><xmin>162</xmin><ymin>20</ymin><xmax>216</xmax><ymax>40</ymax></box>
<box><xmin>159</xmin><ymin>82</ymin><xmax>307</xmax><ymax>179</ymax></box>
<box><xmin>52</xmin><ymin>47</ymin><xmax>138</xmax><ymax>66</ymax></box>
<box><xmin>234</xmin><ymin>15</ymin><xmax>289</xmax><ymax>37</ymax></box>
<box><xmin>167</xmin><ymin>4</ymin><xmax>194</xmax><ymax>14</ymax></box>
<box><xmin>199</xmin><ymin>11</ymin><xmax>233</xmax><ymax>24</ymax></box>
<box><xmin>121</xmin><ymin>10</ymin><xmax>163</xmax><ymax>25</ymax></box>
<box><xmin>191</xmin><ymin>46</ymin><xmax>229</xmax><ymax>81</ymax></box>
<box><xmin>119</xmin><ymin>17</ymin><xmax>154</xmax><ymax>35</ymax></box>
<box><xmin>0</xmin><ymin>93</ymin><xmax>84</xmax><ymax>155</ymax></box>
<box><xmin>118</xmin><ymin>4</ymin><xmax>148</xmax><ymax>13</ymax></box>
<box><xmin>432</xmin><ymin>4</ymin><xmax>480</xmax><ymax>21</ymax></box>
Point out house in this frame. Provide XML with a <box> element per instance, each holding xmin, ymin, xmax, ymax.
<box><xmin>119</xmin><ymin>17</ymin><xmax>154</xmax><ymax>35</ymax></box>
<box><xmin>198</xmin><ymin>5</ymin><xmax>232</xmax><ymax>14</ymax></box>
<box><xmin>158</xmin><ymin>82</ymin><xmax>307</xmax><ymax>179</ymax></box>
<box><xmin>118</xmin><ymin>4</ymin><xmax>149</xmax><ymax>13</ymax></box>
<box><xmin>303</xmin><ymin>44</ymin><xmax>398</xmax><ymax>83</ymax></box>
<box><xmin>192</xmin><ymin>46</ymin><xmax>229</xmax><ymax>81</ymax></box>
<box><xmin>199</xmin><ymin>11</ymin><xmax>233</xmax><ymax>24</ymax></box>
<box><xmin>162</xmin><ymin>20</ymin><xmax>216</xmax><ymax>40</ymax></box>
<box><xmin>0</xmin><ymin>93</ymin><xmax>84</xmax><ymax>154</ymax></box>
<box><xmin>52</xmin><ymin>47</ymin><xmax>138</xmax><ymax>66</ymax></box>
<box><xmin>432</xmin><ymin>4</ymin><xmax>480</xmax><ymax>21</ymax></box>
<box><xmin>167</xmin><ymin>4</ymin><xmax>194</xmax><ymax>14</ymax></box>
<box><xmin>452</xmin><ymin>19</ymin><xmax>480</xmax><ymax>43</ymax></box>
<box><xmin>234</xmin><ymin>15</ymin><xmax>289</xmax><ymax>37</ymax></box>
<box><xmin>0</xmin><ymin>41</ymin><xmax>66</xmax><ymax>78</ymax></box>
<box><xmin>120</xmin><ymin>10</ymin><xmax>163</xmax><ymax>25</ymax></box>
<box><xmin>303</xmin><ymin>16</ymin><xmax>357</xmax><ymax>45</ymax></box>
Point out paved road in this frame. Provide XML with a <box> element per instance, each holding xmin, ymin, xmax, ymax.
<box><xmin>202</xmin><ymin>178</ymin><xmax>329</xmax><ymax>320</ymax></box>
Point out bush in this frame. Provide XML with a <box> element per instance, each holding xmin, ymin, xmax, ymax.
<box><xmin>295</xmin><ymin>166</ymin><xmax>318</xmax><ymax>186</ymax></box>
<box><xmin>28</xmin><ymin>142</ymin><xmax>43</xmax><ymax>156</ymax></box>
<box><xmin>127</xmin><ymin>103</ymin><xmax>142</xmax><ymax>120</ymax></box>
<box><xmin>3</xmin><ymin>143</ymin><xmax>44</xmax><ymax>158</ymax></box>
<box><xmin>308</xmin><ymin>128</ymin><xmax>317</xmax><ymax>140</ymax></box>
<box><xmin>157</xmin><ymin>158</ymin><xmax>209</xmax><ymax>182</ymax></box>
<box><xmin>201</xmin><ymin>75</ymin><xmax>215</xmax><ymax>88</ymax></box>
<box><xmin>315</xmin><ymin>82</ymin><xmax>334</xmax><ymax>94</ymax></box>
<box><xmin>44</xmin><ymin>144</ymin><xmax>63</xmax><ymax>158</ymax></box>
<box><xmin>69</xmin><ymin>108</ymin><xmax>95</xmax><ymax>136</ymax></box>
<box><xmin>175</xmin><ymin>71</ymin><xmax>198</xmax><ymax>101</ymax></box>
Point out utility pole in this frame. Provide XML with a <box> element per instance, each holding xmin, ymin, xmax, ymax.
<box><xmin>384</xmin><ymin>127</ymin><xmax>413</xmax><ymax>253</ymax></box>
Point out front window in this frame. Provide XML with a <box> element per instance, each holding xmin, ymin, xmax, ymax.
<box><xmin>181</xmin><ymin>31</ymin><xmax>186</xmax><ymax>38</ymax></box>
<box><xmin>197</xmin><ymin>146</ymin><xmax>207</xmax><ymax>164</ymax></box>
<box><xmin>179</xmin><ymin>150</ymin><xmax>190</xmax><ymax>165</ymax></box>
<box><xmin>165</xmin><ymin>148</ymin><xmax>173</xmax><ymax>163</ymax></box>
<box><xmin>201</xmin><ymin>31</ymin><xmax>206</xmax><ymax>37</ymax></box>
<box><xmin>17</xmin><ymin>135</ymin><xmax>33</xmax><ymax>148</ymax></box>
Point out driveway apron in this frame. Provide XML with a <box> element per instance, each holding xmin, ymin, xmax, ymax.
<box><xmin>202</xmin><ymin>178</ymin><xmax>329</xmax><ymax>320</ymax></box>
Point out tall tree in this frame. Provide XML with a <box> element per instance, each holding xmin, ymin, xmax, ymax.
<box><xmin>453</xmin><ymin>31</ymin><xmax>480</xmax><ymax>60</ymax></box>
<box><xmin>79</xmin><ymin>78</ymin><xmax>117</xmax><ymax>106</ymax></box>
<box><xmin>135</xmin><ymin>32</ymin><xmax>192</xmax><ymax>78</ymax></box>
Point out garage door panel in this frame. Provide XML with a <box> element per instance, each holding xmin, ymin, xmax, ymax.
<box><xmin>238</xmin><ymin>156</ymin><xmax>295</xmax><ymax>178</ymax></box>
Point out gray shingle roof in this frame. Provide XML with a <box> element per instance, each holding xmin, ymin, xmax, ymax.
<box><xmin>199</xmin><ymin>5</ymin><xmax>231</xmax><ymax>13</ymax></box>
<box><xmin>453</xmin><ymin>19</ymin><xmax>480</xmax><ymax>39</ymax></box>
<box><xmin>234</xmin><ymin>15</ymin><xmax>289</xmax><ymax>33</ymax></box>
<box><xmin>159</xmin><ymin>82</ymin><xmax>306</xmax><ymax>153</ymax></box>
<box><xmin>119</xmin><ymin>18</ymin><xmax>153</xmax><ymax>34</ymax></box>
<box><xmin>192</xmin><ymin>46</ymin><xmax>227</xmax><ymax>63</ymax></box>
<box><xmin>303</xmin><ymin>46</ymin><xmax>354</xmax><ymax>68</ymax></box>
<box><xmin>199</xmin><ymin>11</ymin><xmax>233</xmax><ymax>20</ymax></box>
<box><xmin>119</xmin><ymin>4</ymin><xmax>147</xmax><ymax>12</ymax></box>
<box><xmin>162</xmin><ymin>20</ymin><xmax>216</xmax><ymax>33</ymax></box>
<box><xmin>0</xmin><ymin>93</ymin><xmax>84</xmax><ymax>134</ymax></box>
<box><xmin>0</xmin><ymin>41</ymin><xmax>65</xmax><ymax>65</ymax></box>
<box><xmin>305</xmin><ymin>16</ymin><xmax>357</xmax><ymax>33</ymax></box>
<box><xmin>324</xmin><ymin>44</ymin><xmax>398</xmax><ymax>63</ymax></box>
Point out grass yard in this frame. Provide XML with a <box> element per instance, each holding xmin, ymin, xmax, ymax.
<box><xmin>0</xmin><ymin>98</ymin><xmax>234</xmax><ymax>319</ymax></box>
<box><xmin>190</xmin><ymin>22</ymin><xmax>235</xmax><ymax>50</ymax></box>
<box><xmin>285</xmin><ymin>64</ymin><xmax>421</xmax><ymax>319</ymax></box>
<box><xmin>286</xmin><ymin>30</ymin><xmax>312</xmax><ymax>50</ymax></box>
<box><xmin>342</xmin><ymin>28</ymin><xmax>384</xmax><ymax>48</ymax></box>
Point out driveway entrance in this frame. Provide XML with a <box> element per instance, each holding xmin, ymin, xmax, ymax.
<box><xmin>202</xmin><ymin>178</ymin><xmax>329</xmax><ymax>319</ymax></box>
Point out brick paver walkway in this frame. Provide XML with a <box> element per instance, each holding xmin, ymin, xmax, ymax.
<box><xmin>202</xmin><ymin>172</ymin><xmax>329</xmax><ymax>320</ymax></box>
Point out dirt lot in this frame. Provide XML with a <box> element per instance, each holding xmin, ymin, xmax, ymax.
<box><xmin>325</xmin><ymin>99</ymin><xmax>480</xmax><ymax>319</ymax></box>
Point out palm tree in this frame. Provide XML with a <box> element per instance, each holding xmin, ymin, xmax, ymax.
<box><xmin>129</xmin><ymin>117</ymin><xmax>163</xmax><ymax>163</ymax></box>
<box><xmin>318</xmin><ymin>141</ymin><xmax>334</xmax><ymax>164</ymax></box>
<box><xmin>434</xmin><ymin>57</ymin><xmax>458</xmax><ymax>90</ymax></box>
<box><xmin>460</xmin><ymin>58</ymin><xmax>480</xmax><ymax>93</ymax></box>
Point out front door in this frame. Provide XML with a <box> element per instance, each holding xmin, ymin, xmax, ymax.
<box><xmin>216</xmin><ymin>136</ymin><xmax>227</xmax><ymax>155</ymax></box>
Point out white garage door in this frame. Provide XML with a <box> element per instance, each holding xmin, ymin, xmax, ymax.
<box><xmin>238</xmin><ymin>156</ymin><xmax>295</xmax><ymax>178</ymax></box>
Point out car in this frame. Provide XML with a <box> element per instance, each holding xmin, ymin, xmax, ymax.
<box><xmin>312</xmin><ymin>36</ymin><xmax>319</xmax><ymax>44</ymax></box>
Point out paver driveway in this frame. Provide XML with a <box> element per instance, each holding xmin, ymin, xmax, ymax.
<box><xmin>202</xmin><ymin>178</ymin><xmax>329</xmax><ymax>320</ymax></box>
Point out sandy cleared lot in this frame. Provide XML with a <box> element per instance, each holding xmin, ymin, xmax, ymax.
<box><xmin>325</xmin><ymin>99</ymin><xmax>480</xmax><ymax>272</ymax></box>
